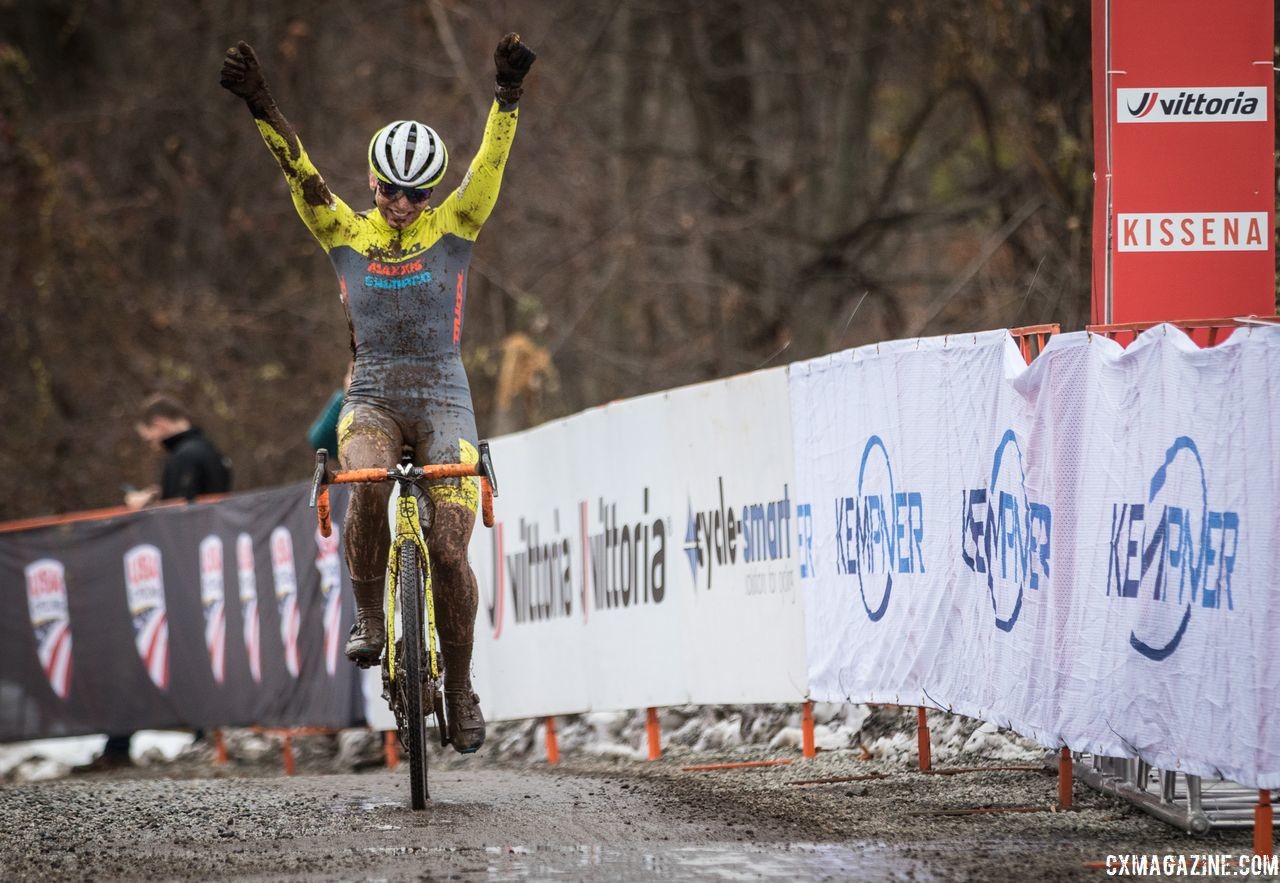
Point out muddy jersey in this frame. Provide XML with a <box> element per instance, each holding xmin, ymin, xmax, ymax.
<box><xmin>254</xmin><ymin>99</ymin><xmax>518</xmax><ymax>419</ymax></box>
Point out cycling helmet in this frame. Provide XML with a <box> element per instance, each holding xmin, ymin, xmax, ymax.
<box><xmin>368</xmin><ymin>120</ymin><xmax>448</xmax><ymax>189</ymax></box>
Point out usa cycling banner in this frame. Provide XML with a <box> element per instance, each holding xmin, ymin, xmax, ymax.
<box><xmin>0</xmin><ymin>484</ymin><xmax>362</xmax><ymax>743</ymax></box>
<box><xmin>465</xmin><ymin>367</ymin><xmax>807</xmax><ymax>722</ymax></box>
<box><xmin>791</xmin><ymin>324</ymin><xmax>1280</xmax><ymax>789</ymax></box>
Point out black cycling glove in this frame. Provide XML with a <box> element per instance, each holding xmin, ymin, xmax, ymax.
<box><xmin>219</xmin><ymin>41</ymin><xmax>274</xmax><ymax>116</ymax></box>
<box><xmin>494</xmin><ymin>33</ymin><xmax>536</xmax><ymax>105</ymax></box>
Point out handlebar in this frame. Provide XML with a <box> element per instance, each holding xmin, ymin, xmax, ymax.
<box><xmin>310</xmin><ymin>444</ymin><xmax>499</xmax><ymax>537</ymax></box>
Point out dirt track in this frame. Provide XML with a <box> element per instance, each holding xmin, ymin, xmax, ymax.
<box><xmin>0</xmin><ymin>744</ymin><xmax>1263</xmax><ymax>881</ymax></box>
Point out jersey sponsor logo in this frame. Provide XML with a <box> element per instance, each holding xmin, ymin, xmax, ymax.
<box><xmin>960</xmin><ymin>430</ymin><xmax>1052</xmax><ymax>633</ymax></box>
<box><xmin>1117</xmin><ymin>87</ymin><xmax>1266</xmax><ymax>123</ymax></box>
<box><xmin>199</xmin><ymin>535</ymin><xmax>227</xmax><ymax>685</ymax></box>
<box><xmin>25</xmin><ymin>559</ymin><xmax>73</xmax><ymax>700</ymax></box>
<box><xmin>271</xmin><ymin>526</ymin><xmax>301</xmax><ymax>678</ymax></box>
<box><xmin>314</xmin><ymin>526</ymin><xmax>343</xmax><ymax>677</ymax></box>
<box><xmin>124</xmin><ymin>544</ymin><xmax>170</xmax><ymax>691</ymax></box>
<box><xmin>237</xmin><ymin>533</ymin><xmax>262</xmax><ymax>684</ymax></box>
<box><xmin>452</xmin><ymin>271</ymin><xmax>465</xmax><ymax>344</ymax></box>
<box><xmin>364</xmin><ymin>259</ymin><xmax>431</xmax><ymax>291</ymax></box>
<box><xmin>830</xmin><ymin>437</ymin><xmax>924</xmax><ymax>622</ymax></box>
<box><xmin>1107</xmin><ymin>437</ymin><xmax>1238</xmax><ymax>661</ymax></box>
<box><xmin>1117</xmin><ymin>213</ymin><xmax>1266</xmax><ymax>252</ymax></box>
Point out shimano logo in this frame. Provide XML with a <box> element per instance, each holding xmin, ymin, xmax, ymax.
<box><xmin>1106</xmin><ymin>437</ymin><xmax>1239</xmax><ymax>661</ymax></box>
<box><xmin>1117</xmin><ymin>87</ymin><xmax>1266</xmax><ymax>123</ymax></box>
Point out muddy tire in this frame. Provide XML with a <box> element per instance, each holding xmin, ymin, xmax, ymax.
<box><xmin>396</xmin><ymin>539</ymin><xmax>430</xmax><ymax>809</ymax></box>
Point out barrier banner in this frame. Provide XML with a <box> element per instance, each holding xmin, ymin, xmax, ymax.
<box><xmin>791</xmin><ymin>325</ymin><xmax>1280</xmax><ymax>788</ymax></box>
<box><xmin>0</xmin><ymin>485</ymin><xmax>363</xmax><ymax>743</ymax></box>
<box><xmin>1091</xmin><ymin>0</ymin><xmax>1275</xmax><ymax>323</ymax></box>
<box><xmin>461</xmin><ymin>368</ymin><xmax>807</xmax><ymax>722</ymax></box>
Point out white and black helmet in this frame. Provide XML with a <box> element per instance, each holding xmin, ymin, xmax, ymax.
<box><xmin>368</xmin><ymin>120</ymin><xmax>448</xmax><ymax>189</ymax></box>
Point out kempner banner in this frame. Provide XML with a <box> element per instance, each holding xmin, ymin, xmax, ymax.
<box><xmin>0</xmin><ymin>484</ymin><xmax>363</xmax><ymax>743</ymax></box>
<box><xmin>459</xmin><ymin>367</ymin><xmax>807</xmax><ymax>722</ymax></box>
<box><xmin>791</xmin><ymin>325</ymin><xmax>1280</xmax><ymax>789</ymax></box>
<box><xmin>1091</xmin><ymin>0</ymin><xmax>1275</xmax><ymax>323</ymax></box>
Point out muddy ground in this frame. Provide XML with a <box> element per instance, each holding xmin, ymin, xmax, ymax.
<box><xmin>0</xmin><ymin>728</ymin><xmax>1264</xmax><ymax>881</ymax></box>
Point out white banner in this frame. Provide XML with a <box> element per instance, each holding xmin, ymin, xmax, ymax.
<box><xmin>791</xmin><ymin>325</ymin><xmax>1280</xmax><ymax>789</ymax></box>
<box><xmin>465</xmin><ymin>367</ymin><xmax>807</xmax><ymax>721</ymax></box>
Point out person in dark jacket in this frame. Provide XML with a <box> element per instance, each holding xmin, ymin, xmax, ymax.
<box><xmin>125</xmin><ymin>395</ymin><xmax>232</xmax><ymax>509</ymax></box>
<box><xmin>80</xmin><ymin>396</ymin><xmax>233</xmax><ymax>772</ymax></box>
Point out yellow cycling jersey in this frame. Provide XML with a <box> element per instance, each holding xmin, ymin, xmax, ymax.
<box><xmin>254</xmin><ymin>99</ymin><xmax>518</xmax><ymax>412</ymax></box>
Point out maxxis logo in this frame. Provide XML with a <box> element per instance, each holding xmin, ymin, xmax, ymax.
<box><xmin>1117</xmin><ymin>87</ymin><xmax>1267</xmax><ymax>123</ymax></box>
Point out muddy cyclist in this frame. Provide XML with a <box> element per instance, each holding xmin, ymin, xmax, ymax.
<box><xmin>219</xmin><ymin>32</ymin><xmax>536</xmax><ymax>753</ymax></box>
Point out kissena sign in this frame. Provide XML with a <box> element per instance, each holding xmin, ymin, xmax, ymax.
<box><xmin>1116</xmin><ymin>213</ymin><xmax>1267</xmax><ymax>252</ymax></box>
<box><xmin>1117</xmin><ymin>87</ymin><xmax>1267</xmax><ymax>123</ymax></box>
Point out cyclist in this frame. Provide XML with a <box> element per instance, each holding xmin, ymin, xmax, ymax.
<box><xmin>219</xmin><ymin>32</ymin><xmax>535</xmax><ymax>753</ymax></box>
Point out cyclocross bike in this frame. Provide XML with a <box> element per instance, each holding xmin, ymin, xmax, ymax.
<box><xmin>309</xmin><ymin>443</ymin><xmax>497</xmax><ymax>809</ymax></box>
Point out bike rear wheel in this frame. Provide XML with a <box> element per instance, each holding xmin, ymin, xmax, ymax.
<box><xmin>396</xmin><ymin>538</ymin><xmax>430</xmax><ymax>809</ymax></box>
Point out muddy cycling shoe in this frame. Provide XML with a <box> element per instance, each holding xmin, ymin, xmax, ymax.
<box><xmin>344</xmin><ymin>614</ymin><xmax>385</xmax><ymax>667</ymax></box>
<box><xmin>444</xmin><ymin>689</ymin><xmax>486</xmax><ymax>753</ymax></box>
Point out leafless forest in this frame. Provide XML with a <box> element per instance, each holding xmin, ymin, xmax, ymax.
<box><xmin>1</xmin><ymin>0</ymin><xmax>1098</xmax><ymax>519</ymax></box>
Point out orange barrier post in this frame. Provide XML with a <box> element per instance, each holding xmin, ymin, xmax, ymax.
<box><xmin>281</xmin><ymin>731</ymin><xmax>296</xmax><ymax>776</ymax></box>
<box><xmin>646</xmin><ymin>707</ymin><xmax>661</xmax><ymax>760</ymax></box>
<box><xmin>1255</xmin><ymin>790</ymin><xmax>1273</xmax><ymax>857</ymax></box>
<box><xmin>916</xmin><ymin>708</ymin><xmax>931</xmax><ymax>772</ymax></box>
<box><xmin>545</xmin><ymin>716</ymin><xmax>560</xmax><ymax>765</ymax></box>
<box><xmin>1058</xmin><ymin>747</ymin><xmax>1073</xmax><ymax>809</ymax></box>
<box><xmin>384</xmin><ymin>730</ymin><xmax>399</xmax><ymax>770</ymax></box>
<box><xmin>213</xmin><ymin>729</ymin><xmax>228</xmax><ymax>766</ymax></box>
<box><xmin>802</xmin><ymin>701</ymin><xmax>816</xmax><ymax>759</ymax></box>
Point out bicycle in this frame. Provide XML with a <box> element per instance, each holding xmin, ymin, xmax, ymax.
<box><xmin>308</xmin><ymin>443</ymin><xmax>498</xmax><ymax>809</ymax></box>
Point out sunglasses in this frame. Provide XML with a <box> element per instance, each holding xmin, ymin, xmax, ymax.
<box><xmin>376</xmin><ymin>180</ymin><xmax>432</xmax><ymax>204</ymax></box>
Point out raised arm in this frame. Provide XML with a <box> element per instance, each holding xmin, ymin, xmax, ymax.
<box><xmin>219</xmin><ymin>41</ymin><xmax>354</xmax><ymax>250</ymax></box>
<box><xmin>439</xmin><ymin>33</ymin><xmax>536</xmax><ymax>238</ymax></box>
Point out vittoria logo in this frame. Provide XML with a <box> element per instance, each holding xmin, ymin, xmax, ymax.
<box><xmin>198</xmin><ymin>535</ymin><xmax>227</xmax><ymax>685</ymax></box>
<box><xmin>270</xmin><ymin>526</ymin><xmax>301</xmax><ymax>678</ymax></box>
<box><xmin>237</xmin><ymin>533</ymin><xmax>262</xmax><ymax>684</ymax></box>
<box><xmin>123</xmin><ymin>544</ymin><xmax>169</xmax><ymax>691</ymax></box>
<box><xmin>1117</xmin><ymin>87</ymin><xmax>1267</xmax><ymax>123</ymax></box>
<box><xmin>315</xmin><ymin>525</ymin><xmax>343</xmax><ymax>677</ymax></box>
<box><xmin>25</xmin><ymin>559</ymin><xmax>72</xmax><ymax>700</ymax></box>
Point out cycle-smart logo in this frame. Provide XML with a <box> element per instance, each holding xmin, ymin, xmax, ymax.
<box><xmin>960</xmin><ymin>430</ymin><xmax>1052</xmax><ymax>632</ymax></box>
<box><xmin>682</xmin><ymin>477</ymin><xmax>793</xmax><ymax>597</ymax></box>
<box><xmin>827</xmin><ymin>436</ymin><xmax>924</xmax><ymax>622</ymax></box>
<box><xmin>1106</xmin><ymin>437</ymin><xmax>1239</xmax><ymax>661</ymax></box>
<box><xmin>25</xmin><ymin>559</ymin><xmax>73</xmax><ymax>700</ymax></box>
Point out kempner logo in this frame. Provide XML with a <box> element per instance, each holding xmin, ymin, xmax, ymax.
<box><xmin>1118</xmin><ymin>213</ymin><xmax>1266</xmax><ymax>252</ymax></box>
<box><xmin>124</xmin><ymin>544</ymin><xmax>169</xmax><ymax>691</ymax></box>
<box><xmin>199</xmin><ymin>535</ymin><xmax>227</xmax><ymax>685</ymax></box>
<box><xmin>961</xmin><ymin>430</ymin><xmax>1052</xmax><ymax>632</ymax></box>
<box><xmin>833</xmin><ymin>437</ymin><xmax>924</xmax><ymax>622</ymax></box>
<box><xmin>1107</xmin><ymin>437</ymin><xmax>1239</xmax><ymax>661</ymax></box>
<box><xmin>314</xmin><ymin>525</ymin><xmax>343</xmax><ymax>677</ymax></box>
<box><xmin>25</xmin><ymin>559</ymin><xmax>73</xmax><ymax>700</ymax></box>
<box><xmin>237</xmin><ymin>532</ymin><xmax>262</xmax><ymax>684</ymax></box>
<box><xmin>271</xmin><ymin>526</ymin><xmax>301</xmax><ymax>678</ymax></box>
<box><xmin>1117</xmin><ymin>87</ymin><xmax>1266</xmax><ymax>123</ymax></box>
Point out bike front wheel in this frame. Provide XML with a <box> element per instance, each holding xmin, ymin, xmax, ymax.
<box><xmin>396</xmin><ymin>537</ymin><xmax>430</xmax><ymax>809</ymax></box>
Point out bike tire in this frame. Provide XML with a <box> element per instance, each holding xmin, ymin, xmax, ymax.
<box><xmin>397</xmin><ymin>538</ymin><xmax>430</xmax><ymax>809</ymax></box>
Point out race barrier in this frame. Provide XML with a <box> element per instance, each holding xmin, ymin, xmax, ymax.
<box><xmin>0</xmin><ymin>485</ymin><xmax>363</xmax><ymax>742</ymax></box>
<box><xmin>2</xmin><ymin>323</ymin><xmax>1277</xmax><ymax>848</ymax></box>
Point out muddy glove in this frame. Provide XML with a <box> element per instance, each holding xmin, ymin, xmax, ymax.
<box><xmin>493</xmin><ymin>32</ymin><xmax>536</xmax><ymax>106</ymax></box>
<box><xmin>219</xmin><ymin>41</ymin><xmax>274</xmax><ymax>115</ymax></box>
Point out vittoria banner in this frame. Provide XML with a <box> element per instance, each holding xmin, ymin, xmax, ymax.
<box><xmin>1091</xmin><ymin>0</ymin><xmax>1275</xmax><ymax>323</ymax></box>
<box><xmin>0</xmin><ymin>484</ymin><xmax>362</xmax><ymax>743</ymax></box>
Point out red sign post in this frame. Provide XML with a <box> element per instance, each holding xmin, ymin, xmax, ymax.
<box><xmin>1092</xmin><ymin>0</ymin><xmax>1275</xmax><ymax>324</ymax></box>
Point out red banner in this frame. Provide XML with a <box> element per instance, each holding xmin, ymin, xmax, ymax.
<box><xmin>1091</xmin><ymin>0</ymin><xmax>1275</xmax><ymax>324</ymax></box>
